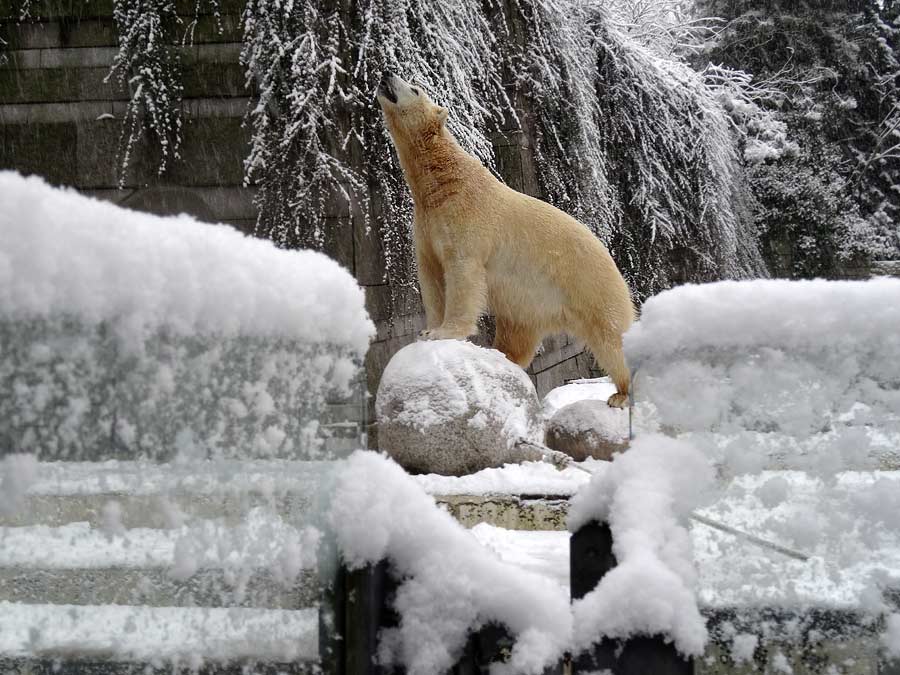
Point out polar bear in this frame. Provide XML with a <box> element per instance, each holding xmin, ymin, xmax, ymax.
<box><xmin>376</xmin><ymin>73</ymin><xmax>636</xmax><ymax>407</ymax></box>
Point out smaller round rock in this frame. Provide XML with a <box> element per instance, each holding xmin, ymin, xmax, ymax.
<box><xmin>376</xmin><ymin>340</ymin><xmax>545</xmax><ymax>475</ymax></box>
<box><xmin>545</xmin><ymin>399</ymin><xmax>629</xmax><ymax>461</ymax></box>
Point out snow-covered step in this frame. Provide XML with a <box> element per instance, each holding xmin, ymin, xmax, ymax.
<box><xmin>0</xmin><ymin>491</ymin><xmax>318</xmax><ymax>529</ymax></box>
<box><xmin>0</xmin><ymin>602</ymin><xmax>319</xmax><ymax>664</ymax></box>
<box><xmin>3</xmin><ymin>458</ymin><xmax>592</xmax><ymax>530</ymax></box>
<box><xmin>0</xmin><ymin>514</ymin><xmax>322</xmax><ymax>609</ymax></box>
<box><xmin>0</xmin><ymin>568</ymin><xmax>318</xmax><ymax>608</ymax></box>
<box><xmin>0</xmin><ymin>459</ymin><xmax>334</xmax><ymax>528</ymax></box>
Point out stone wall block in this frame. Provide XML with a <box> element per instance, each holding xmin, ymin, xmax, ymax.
<box><xmin>1</xmin><ymin>120</ymin><xmax>77</xmax><ymax>184</ymax></box>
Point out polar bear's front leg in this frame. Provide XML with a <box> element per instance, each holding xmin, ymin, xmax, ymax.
<box><xmin>415</xmin><ymin>233</ymin><xmax>445</xmax><ymax>330</ymax></box>
<box><xmin>419</xmin><ymin>258</ymin><xmax>486</xmax><ymax>341</ymax></box>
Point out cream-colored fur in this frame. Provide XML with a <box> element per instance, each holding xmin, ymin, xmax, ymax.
<box><xmin>376</xmin><ymin>74</ymin><xmax>636</xmax><ymax>407</ymax></box>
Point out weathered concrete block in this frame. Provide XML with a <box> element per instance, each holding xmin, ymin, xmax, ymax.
<box><xmin>119</xmin><ymin>185</ymin><xmax>217</xmax><ymax>221</ymax></box>
<box><xmin>0</xmin><ymin>0</ymin><xmax>115</xmax><ymax>20</ymax></box>
<box><xmin>74</xmin><ymin>115</ymin><xmax>250</xmax><ymax>189</ymax></box>
<box><xmin>0</xmin><ymin>20</ymin><xmax>62</xmax><ymax>50</ymax></box>
<box><xmin>320</xmin><ymin>216</ymin><xmax>355</xmax><ymax>273</ymax></box>
<box><xmin>0</xmin><ymin>67</ymin><xmax>77</xmax><ymax>104</ymax></box>
<box><xmin>182</xmin><ymin>62</ymin><xmax>247</xmax><ymax>98</ymax></box>
<box><xmin>1</xmin><ymin>121</ymin><xmax>77</xmax><ymax>184</ymax></box>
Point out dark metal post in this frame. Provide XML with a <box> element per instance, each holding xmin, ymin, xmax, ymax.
<box><xmin>340</xmin><ymin>560</ymin><xmax>400</xmax><ymax>675</ymax></box>
<box><xmin>570</xmin><ymin>521</ymin><xmax>694</xmax><ymax>675</ymax></box>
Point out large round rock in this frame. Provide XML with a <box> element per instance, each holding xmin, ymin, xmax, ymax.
<box><xmin>545</xmin><ymin>399</ymin><xmax>629</xmax><ymax>461</ymax></box>
<box><xmin>376</xmin><ymin>340</ymin><xmax>545</xmax><ymax>475</ymax></box>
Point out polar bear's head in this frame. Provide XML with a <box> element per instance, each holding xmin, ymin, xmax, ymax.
<box><xmin>376</xmin><ymin>73</ymin><xmax>449</xmax><ymax>143</ymax></box>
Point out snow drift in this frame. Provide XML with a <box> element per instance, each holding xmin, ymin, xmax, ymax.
<box><xmin>625</xmin><ymin>278</ymin><xmax>900</xmax><ymax>473</ymax></box>
<box><xmin>0</xmin><ymin>172</ymin><xmax>374</xmax><ymax>461</ymax></box>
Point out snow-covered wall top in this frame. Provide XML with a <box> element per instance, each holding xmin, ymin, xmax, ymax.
<box><xmin>624</xmin><ymin>279</ymin><xmax>900</xmax><ymax>466</ymax></box>
<box><xmin>0</xmin><ymin>172</ymin><xmax>374</xmax><ymax>461</ymax></box>
<box><xmin>0</xmin><ymin>172</ymin><xmax>373</xmax><ymax>353</ymax></box>
<box><xmin>625</xmin><ymin>278</ymin><xmax>900</xmax><ymax>361</ymax></box>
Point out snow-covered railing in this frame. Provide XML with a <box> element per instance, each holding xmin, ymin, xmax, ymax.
<box><xmin>626</xmin><ymin>278</ymin><xmax>900</xmax><ymax>473</ymax></box>
<box><xmin>617</xmin><ymin>278</ymin><xmax>900</xmax><ymax>667</ymax></box>
<box><xmin>0</xmin><ymin>172</ymin><xmax>374</xmax><ymax>461</ymax></box>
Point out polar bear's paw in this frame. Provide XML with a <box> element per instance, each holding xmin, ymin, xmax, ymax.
<box><xmin>418</xmin><ymin>327</ymin><xmax>469</xmax><ymax>341</ymax></box>
<box><xmin>606</xmin><ymin>392</ymin><xmax>629</xmax><ymax>409</ymax></box>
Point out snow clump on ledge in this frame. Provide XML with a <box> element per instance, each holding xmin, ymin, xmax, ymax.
<box><xmin>624</xmin><ymin>278</ymin><xmax>900</xmax><ymax>472</ymax></box>
<box><xmin>0</xmin><ymin>172</ymin><xmax>373</xmax><ymax>349</ymax></box>
<box><xmin>568</xmin><ymin>434</ymin><xmax>715</xmax><ymax>657</ymax></box>
<box><xmin>625</xmin><ymin>278</ymin><xmax>900</xmax><ymax>361</ymax></box>
<box><xmin>330</xmin><ymin>450</ymin><xmax>572</xmax><ymax>674</ymax></box>
<box><xmin>0</xmin><ymin>172</ymin><xmax>374</xmax><ymax>461</ymax></box>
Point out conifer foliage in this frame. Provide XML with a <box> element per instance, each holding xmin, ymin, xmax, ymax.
<box><xmin>695</xmin><ymin>0</ymin><xmax>900</xmax><ymax>274</ymax></box>
<box><xmin>240</xmin><ymin>0</ymin><xmax>767</xmax><ymax>297</ymax></box>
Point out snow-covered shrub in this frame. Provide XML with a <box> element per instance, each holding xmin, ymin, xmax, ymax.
<box><xmin>0</xmin><ymin>172</ymin><xmax>373</xmax><ymax>461</ymax></box>
<box><xmin>749</xmin><ymin>140</ymin><xmax>884</xmax><ymax>278</ymax></box>
<box><xmin>239</xmin><ymin>0</ymin><xmax>510</xmax><ymax>288</ymax></box>
<box><xmin>330</xmin><ymin>450</ymin><xmax>572</xmax><ymax>675</ymax></box>
<box><xmin>240</xmin><ymin>0</ymin><xmax>764</xmax><ymax>298</ymax></box>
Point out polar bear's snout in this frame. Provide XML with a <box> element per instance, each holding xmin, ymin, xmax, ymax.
<box><xmin>377</xmin><ymin>73</ymin><xmax>421</xmax><ymax>107</ymax></box>
<box><xmin>378</xmin><ymin>73</ymin><xmax>399</xmax><ymax>104</ymax></box>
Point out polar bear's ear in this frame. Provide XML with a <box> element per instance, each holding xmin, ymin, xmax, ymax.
<box><xmin>436</xmin><ymin>106</ymin><xmax>449</xmax><ymax>125</ymax></box>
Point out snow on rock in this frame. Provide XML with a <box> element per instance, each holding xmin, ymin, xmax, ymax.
<box><xmin>330</xmin><ymin>451</ymin><xmax>572</xmax><ymax>674</ymax></box>
<box><xmin>545</xmin><ymin>400</ymin><xmax>629</xmax><ymax>461</ymax></box>
<box><xmin>542</xmin><ymin>377</ymin><xmax>618</xmax><ymax>418</ymax></box>
<box><xmin>376</xmin><ymin>340</ymin><xmax>545</xmax><ymax>475</ymax></box>
<box><xmin>568</xmin><ymin>434</ymin><xmax>714</xmax><ymax>657</ymax></box>
<box><xmin>0</xmin><ymin>172</ymin><xmax>374</xmax><ymax>461</ymax></box>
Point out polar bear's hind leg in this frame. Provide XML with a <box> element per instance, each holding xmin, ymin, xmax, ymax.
<box><xmin>494</xmin><ymin>316</ymin><xmax>542</xmax><ymax>368</ymax></box>
<box><xmin>585</xmin><ymin>330</ymin><xmax>631</xmax><ymax>409</ymax></box>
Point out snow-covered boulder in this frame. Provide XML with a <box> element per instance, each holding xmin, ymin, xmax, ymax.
<box><xmin>545</xmin><ymin>399</ymin><xmax>629</xmax><ymax>461</ymax></box>
<box><xmin>376</xmin><ymin>340</ymin><xmax>545</xmax><ymax>475</ymax></box>
<box><xmin>0</xmin><ymin>172</ymin><xmax>374</xmax><ymax>461</ymax></box>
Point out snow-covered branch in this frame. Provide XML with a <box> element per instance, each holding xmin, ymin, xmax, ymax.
<box><xmin>106</xmin><ymin>0</ymin><xmax>184</xmax><ymax>185</ymax></box>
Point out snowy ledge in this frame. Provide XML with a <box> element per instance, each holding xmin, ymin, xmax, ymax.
<box><xmin>0</xmin><ymin>172</ymin><xmax>373</xmax><ymax>350</ymax></box>
<box><xmin>0</xmin><ymin>603</ymin><xmax>318</xmax><ymax>663</ymax></box>
<box><xmin>0</xmin><ymin>173</ymin><xmax>374</xmax><ymax>461</ymax></box>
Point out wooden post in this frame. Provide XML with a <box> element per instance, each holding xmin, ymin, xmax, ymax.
<box><xmin>570</xmin><ymin>521</ymin><xmax>694</xmax><ymax>675</ymax></box>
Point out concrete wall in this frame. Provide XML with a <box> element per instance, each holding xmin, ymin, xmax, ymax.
<box><xmin>0</xmin><ymin>0</ymin><xmax>596</xmax><ymax>442</ymax></box>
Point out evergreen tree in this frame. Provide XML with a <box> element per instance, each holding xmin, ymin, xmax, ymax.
<box><xmin>695</xmin><ymin>0</ymin><xmax>900</xmax><ymax>276</ymax></box>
